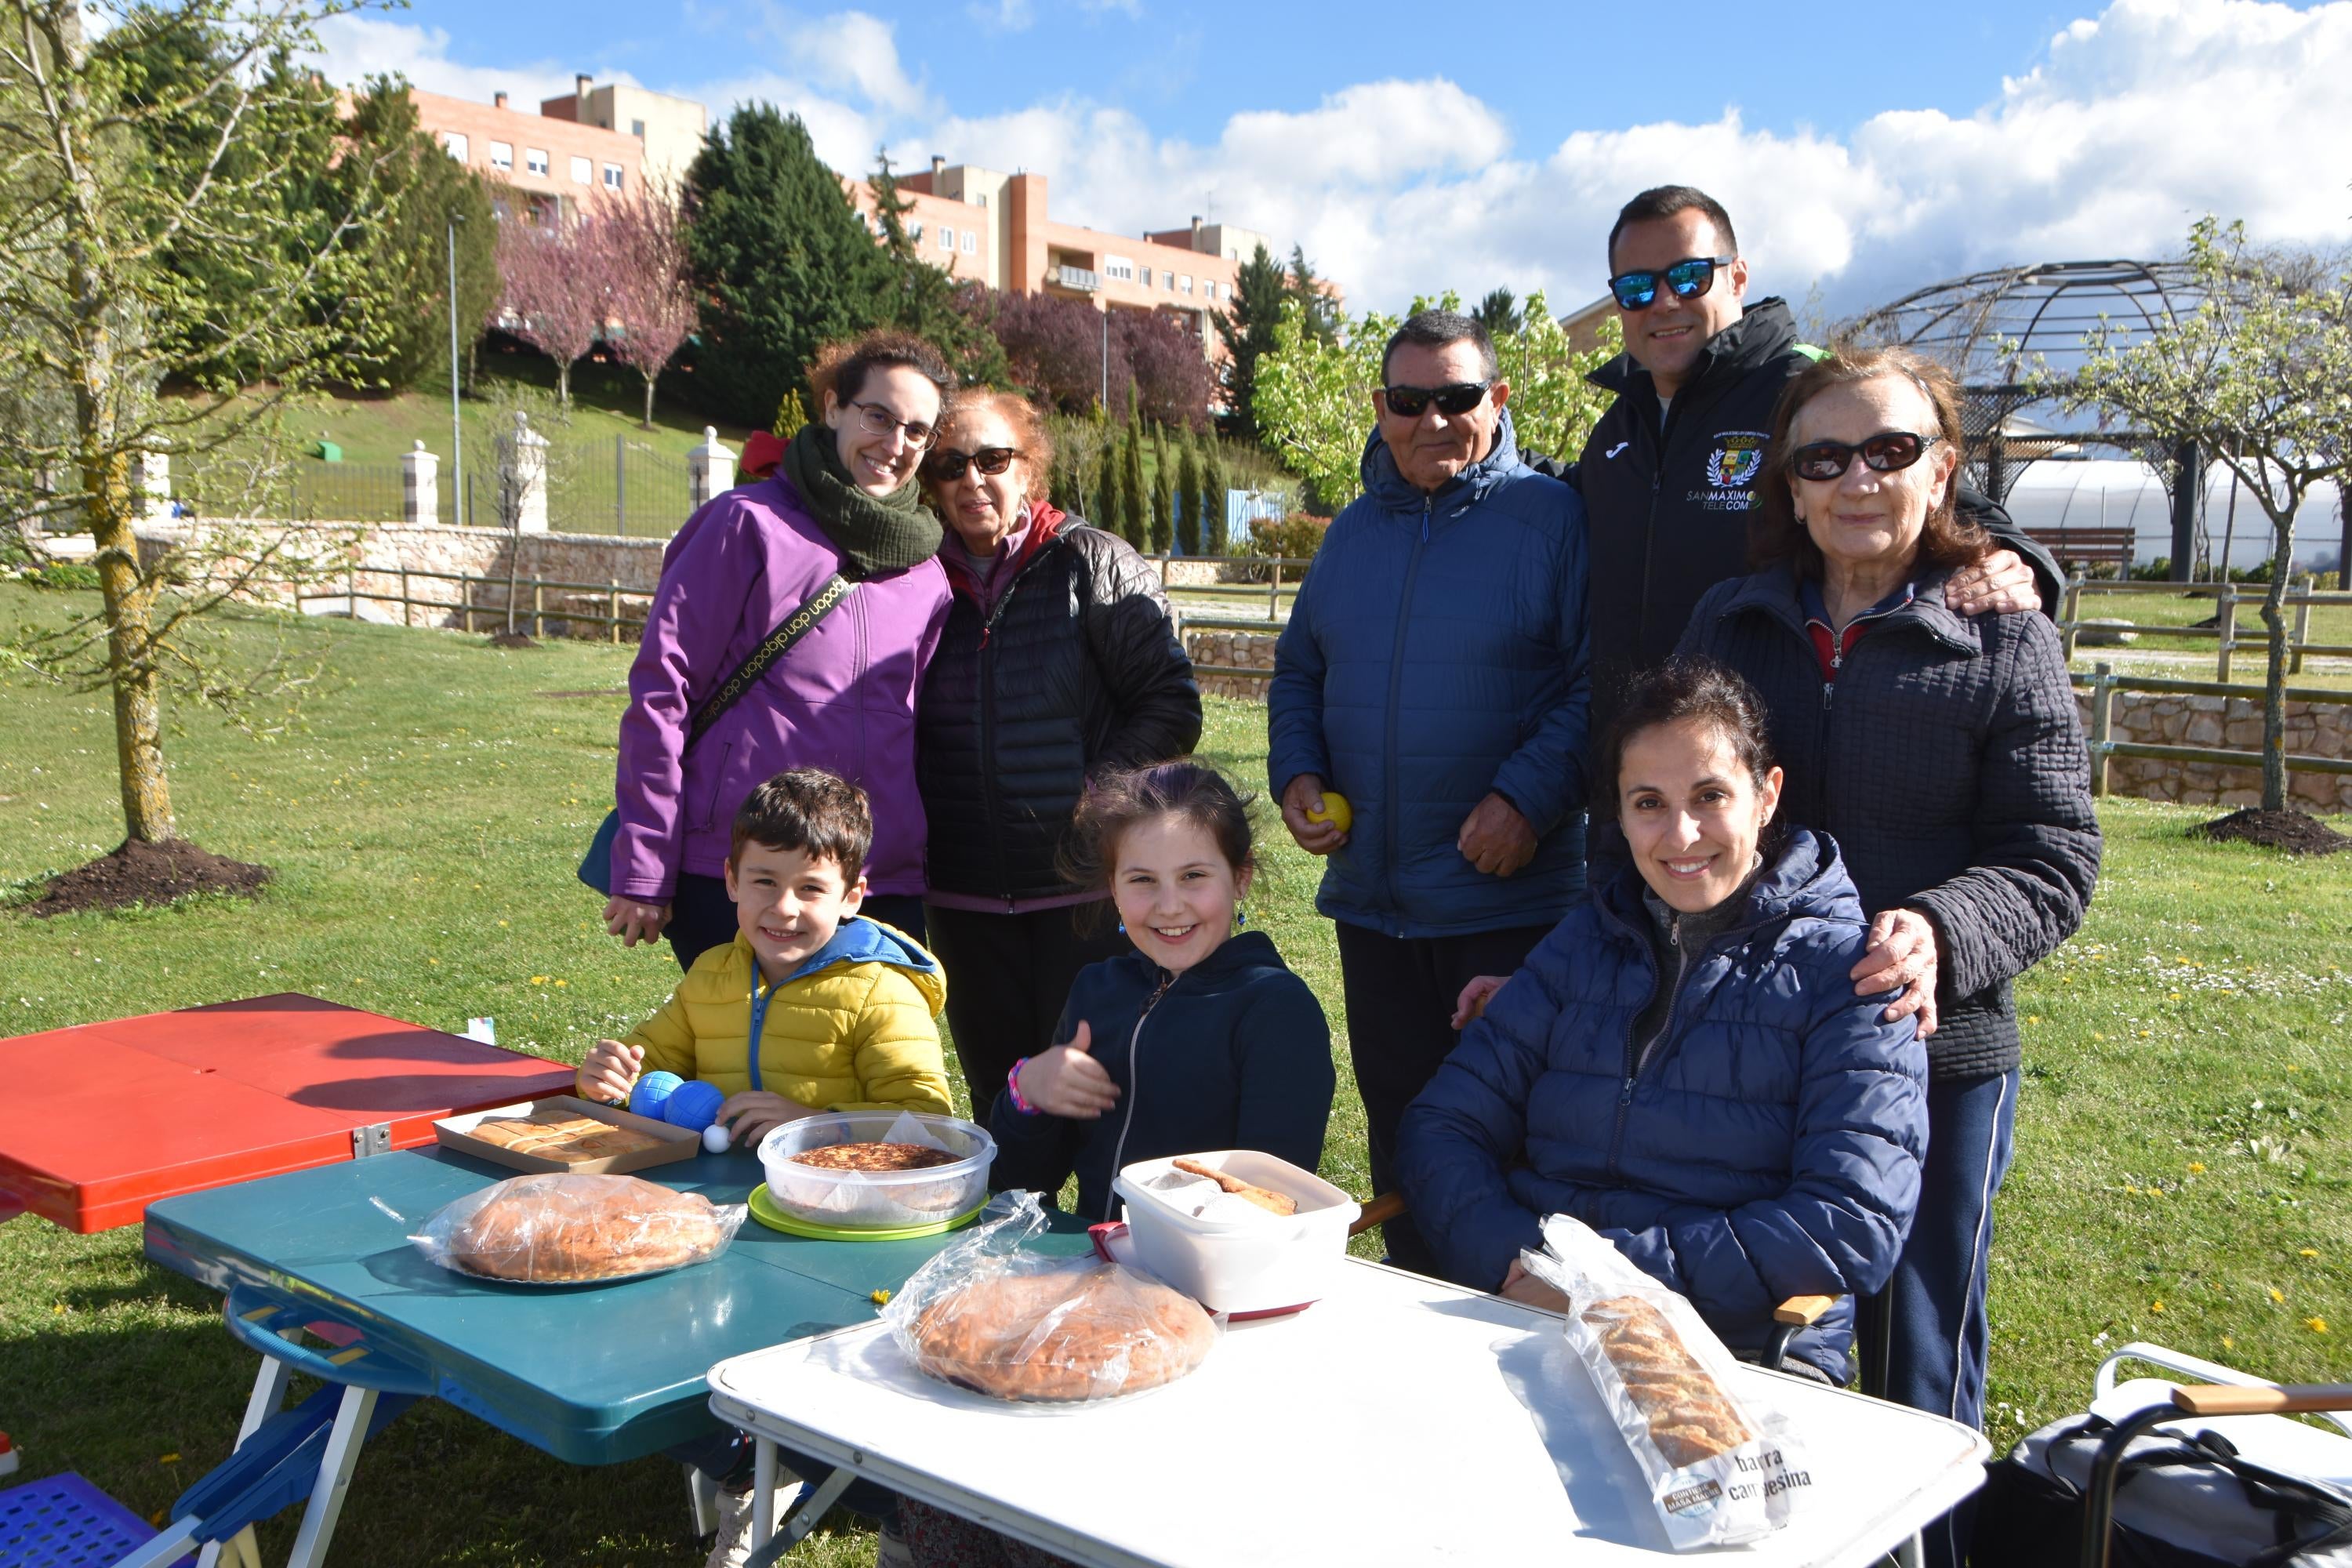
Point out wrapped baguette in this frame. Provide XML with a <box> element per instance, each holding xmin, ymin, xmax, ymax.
<box><xmin>1519</xmin><ymin>1214</ymin><xmax>1813</xmax><ymax>1549</ymax></box>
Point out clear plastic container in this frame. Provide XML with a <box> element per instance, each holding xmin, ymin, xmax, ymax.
<box><xmin>1112</xmin><ymin>1150</ymin><xmax>1359</xmax><ymax>1316</ymax></box>
<box><xmin>757</xmin><ymin>1111</ymin><xmax>996</xmax><ymax>1229</ymax></box>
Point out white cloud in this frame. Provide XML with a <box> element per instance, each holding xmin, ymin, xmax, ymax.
<box><xmin>968</xmin><ymin>0</ymin><xmax>1036</xmax><ymax>30</ymax></box>
<box><xmin>314</xmin><ymin>0</ymin><xmax>2352</xmax><ymax>318</ymax></box>
<box><xmin>784</xmin><ymin>11</ymin><xmax>932</xmax><ymax>119</ymax></box>
<box><xmin>309</xmin><ymin>13</ymin><xmax>579</xmax><ymax>111</ymax></box>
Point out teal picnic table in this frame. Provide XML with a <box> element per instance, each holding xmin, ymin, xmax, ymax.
<box><xmin>136</xmin><ymin>1143</ymin><xmax>1089</xmax><ymax>1568</ymax></box>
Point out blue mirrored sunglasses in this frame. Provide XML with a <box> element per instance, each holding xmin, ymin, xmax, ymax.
<box><xmin>1608</xmin><ymin>255</ymin><xmax>1736</xmax><ymax>311</ymax></box>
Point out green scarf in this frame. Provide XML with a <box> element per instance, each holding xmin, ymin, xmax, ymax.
<box><xmin>779</xmin><ymin>421</ymin><xmax>942</xmax><ymax>579</ymax></box>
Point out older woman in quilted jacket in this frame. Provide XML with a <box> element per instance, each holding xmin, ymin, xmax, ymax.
<box><xmin>1676</xmin><ymin>345</ymin><xmax>2099</xmax><ymax>1568</ymax></box>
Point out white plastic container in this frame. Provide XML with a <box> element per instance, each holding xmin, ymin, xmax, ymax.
<box><xmin>1111</xmin><ymin>1149</ymin><xmax>1360</xmax><ymax>1317</ymax></box>
<box><xmin>758</xmin><ymin>1111</ymin><xmax>995</xmax><ymax>1229</ymax></box>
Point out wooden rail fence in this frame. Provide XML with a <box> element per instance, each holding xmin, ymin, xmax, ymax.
<box><xmin>2074</xmin><ymin>661</ymin><xmax>2352</xmax><ymax>797</ymax></box>
<box><xmin>294</xmin><ymin>565</ymin><xmax>654</xmax><ymax>641</ymax></box>
<box><xmin>2059</xmin><ymin>573</ymin><xmax>2352</xmax><ymax>679</ymax></box>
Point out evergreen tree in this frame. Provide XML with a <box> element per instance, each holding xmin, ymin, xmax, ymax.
<box><xmin>1099</xmin><ymin>426</ymin><xmax>1125</xmax><ymax>538</ymax></box>
<box><xmin>685</xmin><ymin>106</ymin><xmax>894</xmax><ymax>428</ymax></box>
<box><xmin>866</xmin><ymin>152</ymin><xmax>1009</xmax><ymax>390</ymax></box>
<box><xmin>1176</xmin><ymin>431</ymin><xmax>1203</xmax><ymax>556</ymax></box>
<box><xmin>1285</xmin><ymin>244</ymin><xmax>1341</xmax><ymax>345</ymax></box>
<box><xmin>1203</xmin><ymin>443</ymin><xmax>1230</xmax><ymax>554</ymax></box>
<box><xmin>1472</xmin><ymin>287</ymin><xmax>1523</xmax><ymax>338</ymax></box>
<box><xmin>1211</xmin><ymin>243</ymin><xmax>1287</xmax><ymax>441</ymax></box>
<box><xmin>773</xmin><ymin>388</ymin><xmax>808</xmax><ymax>437</ymax></box>
<box><xmin>1150</xmin><ymin>427</ymin><xmax>1176</xmax><ymax>553</ymax></box>
<box><xmin>1120</xmin><ymin>415</ymin><xmax>1149</xmax><ymax>548</ymax></box>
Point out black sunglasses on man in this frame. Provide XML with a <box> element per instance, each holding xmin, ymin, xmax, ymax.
<box><xmin>1380</xmin><ymin>381</ymin><xmax>1493</xmax><ymax>419</ymax></box>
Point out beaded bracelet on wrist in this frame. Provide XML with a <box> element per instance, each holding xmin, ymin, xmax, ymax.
<box><xmin>1006</xmin><ymin>1057</ymin><xmax>1042</xmax><ymax>1116</ymax></box>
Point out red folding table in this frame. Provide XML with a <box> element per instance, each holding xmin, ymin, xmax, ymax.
<box><xmin>0</xmin><ymin>993</ymin><xmax>577</xmax><ymax>1232</ymax></box>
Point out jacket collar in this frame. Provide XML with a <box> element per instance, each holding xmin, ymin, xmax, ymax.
<box><xmin>1714</xmin><ymin>561</ymin><xmax>1983</xmax><ymax>657</ymax></box>
<box><xmin>1587</xmin><ymin>296</ymin><xmax>1802</xmax><ymax>407</ymax></box>
<box><xmin>1357</xmin><ymin>405</ymin><xmax>1525</xmax><ymax>514</ymax></box>
<box><xmin>1107</xmin><ymin>927</ymin><xmax>1286</xmax><ymax>992</ymax></box>
<box><xmin>1595</xmin><ymin>825</ymin><xmax>1864</xmax><ymax>940</ymax></box>
<box><xmin>939</xmin><ymin>501</ymin><xmax>1067</xmax><ymax>603</ymax></box>
<box><xmin>735</xmin><ymin>914</ymin><xmax>943</xmax><ymax>993</ymax></box>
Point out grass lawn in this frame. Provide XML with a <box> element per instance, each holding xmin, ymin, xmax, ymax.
<box><xmin>2</xmin><ymin>582</ymin><xmax>2348</xmax><ymax>1565</ymax></box>
<box><xmin>162</xmin><ymin>352</ymin><xmax>761</xmax><ymax>537</ymax></box>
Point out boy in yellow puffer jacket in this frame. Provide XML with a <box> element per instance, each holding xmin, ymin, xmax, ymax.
<box><xmin>578</xmin><ymin>768</ymin><xmax>952</xmax><ymax>1146</ymax></box>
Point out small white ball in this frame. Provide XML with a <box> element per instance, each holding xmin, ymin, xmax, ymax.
<box><xmin>702</xmin><ymin>1123</ymin><xmax>731</xmax><ymax>1153</ymax></box>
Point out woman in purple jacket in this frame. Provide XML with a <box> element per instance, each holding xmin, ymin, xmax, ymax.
<box><xmin>603</xmin><ymin>332</ymin><xmax>956</xmax><ymax>969</ymax></box>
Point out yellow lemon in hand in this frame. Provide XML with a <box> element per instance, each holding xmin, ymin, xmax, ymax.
<box><xmin>1306</xmin><ymin>792</ymin><xmax>1352</xmax><ymax>833</ymax></box>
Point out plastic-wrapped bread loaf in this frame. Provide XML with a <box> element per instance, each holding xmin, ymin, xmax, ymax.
<box><xmin>411</xmin><ymin>1173</ymin><xmax>744</xmax><ymax>1283</ymax></box>
<box><xmin>884</xmin><ymin>1191</ymin><xmax>1220</xmax><ymax>1404</ymax></box>
<box><xmin>1581</xmin><ymin>1294</ymin><xmax>1754</xmax><ymax>1465</ymax></box>
<box><xmin>1519</xmin><ymin>1214</ymin><xmax>1813</xmax><ymax>1549</ymax></box>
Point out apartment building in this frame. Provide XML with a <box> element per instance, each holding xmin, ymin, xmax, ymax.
<box><xmin>411</xmin><ymin>87</ymin><xmax>645</xmax><ymax>223</ymax></box>
<box><xmin>844</xmin><ymin>173</ymin><xmax>996</xmax><ymax>296</ymax></box>
<box><xmin>892</xmin><ymin>158</ymin><xmax>1284</xmax><ymax>359</ymax></box>
<box><xmin>540</xmin><ymin>74</ymin><xmax>707</xmax><ymax>190</ymax></box>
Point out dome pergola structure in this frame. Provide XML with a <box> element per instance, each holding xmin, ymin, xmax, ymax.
<box><xmin>1840</xmin><ymin>260</ymin><xmax>2219</xmax><ymax>579</ymax></box>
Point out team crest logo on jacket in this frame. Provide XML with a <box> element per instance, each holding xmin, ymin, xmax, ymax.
<box><xmin>1689</xmin><ymin>430</ymin><xmax>1769</xmax><ymax>512</ymax></box>
<box><xmin>1709</xmin><ymin>434</ymin><xmax>1765</xmax><ymax>487</ymax></box>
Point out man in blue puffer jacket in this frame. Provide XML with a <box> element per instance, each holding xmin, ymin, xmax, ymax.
<box><xmin>1394</xmin><ymin>826</ymin><xmax>1927</xmax><ymax>1381</ymax></box>
<box><xmin>1268</xmin><ymin>308</ymin><xmax>1590</xmax><ymax>1275</ymax></box>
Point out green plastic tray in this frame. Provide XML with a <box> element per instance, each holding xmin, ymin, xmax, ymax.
<box><xmin>747</xmin><ymin>1184</ymin><xmax>988</xmax><ymax>1242</ymax></box>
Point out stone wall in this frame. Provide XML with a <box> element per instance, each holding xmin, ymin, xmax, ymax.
<box><xmin>135</xmin><ymin>518</ymin><xmax>669</xmax><ymax>639</ymax></box>
<box><xmin>2078</xmin><ymin>688</ymin><xmax>2352</xmax><ymax>811</ymax></box>
<box><xmin>1183</xmin><ymin>628</ymin><xmax>1277</xmax><ymax>702</ymax></box>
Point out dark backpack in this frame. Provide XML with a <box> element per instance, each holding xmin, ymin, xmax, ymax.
<box><xmin>1974</xmin><ymin>1412</ymin><xmax>2352</xmax><ymax>1566</ymax></box>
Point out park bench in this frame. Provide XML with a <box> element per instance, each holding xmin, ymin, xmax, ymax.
<box><xmin>2026</xmin><ymin>524</ymin><xmax>2138</xmax><ymax>575</ymax></box>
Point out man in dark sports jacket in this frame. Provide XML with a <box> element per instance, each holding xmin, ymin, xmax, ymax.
<box><xmin>1532</xmin><ymin>185</ymin><xmax>2060</xmax><ymax>744</ymax></box>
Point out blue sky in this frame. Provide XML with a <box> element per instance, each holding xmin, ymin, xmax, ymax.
<box><xmin>320</xmin><ymin>0</ymin><xmax>2352</xmax><ymax>314</ymax></box>
<box><xmin>383</xmin><ymin>0</ymin><xmax>2092</xmax><ymax>143</ymax></box>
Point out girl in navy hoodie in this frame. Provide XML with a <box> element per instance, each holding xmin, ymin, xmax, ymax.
<box><xmin>987</xmin><ymin>760</ymin><xmax>1335</xmax><ymax>1221</ymax></box>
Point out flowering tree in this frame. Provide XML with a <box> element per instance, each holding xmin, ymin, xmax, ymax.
<box><xmin>987</xmin><ymin>292</ymin><xmax>1214</xmax><ymax>429</ymax></box>
<box><xmin>495</xmin><ymin>209</ymin><xmax>605</xmax><ymax>408</ymax></box>
<box><xmin>991</xmin><ymin>289</ymin><xmax>1112</xmax><ymax>412</ymax></box>
<box><xmin>600</xmin><ymin>183</ymin><xmax>695</xmax><ymax>430</ymax></box>
<box><xmin>2062</xmin><ymin>217</ymin><xmax>2352</xmax><ymax>814</ymax></box>
<box><xmin>1119</xmin><ymin>310</ymin><xmax>1214</xmax><ymax>432</ymax></box>
<box><xmin>1254</xmin><ymin>291</ymin><xmax>1620</xmax><ymax>510</ymax></box>
<box><xmin>0</xmin><ymin>0</ymin><xmax>388</xmax><ymax>855</ymax></box>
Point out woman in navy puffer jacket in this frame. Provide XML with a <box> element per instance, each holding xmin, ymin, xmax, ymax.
<box><xmin>1396</xmin><ymin>659</ymin><xmax>1927</xmax><ymax>1382</ymax></box>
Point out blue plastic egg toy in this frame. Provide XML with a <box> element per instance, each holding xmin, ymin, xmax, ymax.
<box><xmin>662</xmin><ymin>1079</ymin><xmax>727</xmax><ymax>1134</ymax></box>
<box><xmin>629</xmin><ymin>1070</ymin><xmax>684</xmax><ymax>1122</ymax></box>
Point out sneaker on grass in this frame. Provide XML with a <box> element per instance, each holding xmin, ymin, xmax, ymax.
<box><xmin>705</xmin><ymin>1477</ymin><xmax>806</xmax><ymax>1568</ymax></box>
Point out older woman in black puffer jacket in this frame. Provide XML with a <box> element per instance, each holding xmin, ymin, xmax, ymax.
<box><xmin>915</xmin><ymin>389</ymin><xmax>1201</xmax><ymax>1111</ymax></box>
<box><xmin>1676</xmin><ymin>343</ymin><xmax>2097</xmax><ymax>1568</ymax></box>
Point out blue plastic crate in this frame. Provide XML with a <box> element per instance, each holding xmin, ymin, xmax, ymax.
<box><xmin>0</xmin><ymin>1472</ymin><xmax>195</xmax><ymax>1567</ymax></box>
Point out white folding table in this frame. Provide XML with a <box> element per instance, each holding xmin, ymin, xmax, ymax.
<box><xmin>706</xmin><ymin>1258</ymin><xmax>1989</xmax><ymax>1566</ymax></box>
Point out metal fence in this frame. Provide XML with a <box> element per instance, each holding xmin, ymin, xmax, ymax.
<box><xmin>180</xmin><ymin>460</ymin><xmax>437</xmax><ymax>524</ymax></box>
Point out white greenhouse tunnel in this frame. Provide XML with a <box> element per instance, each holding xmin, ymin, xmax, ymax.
<box><xmin>1996</xmin><ymin>456</ymin><xmax>2347</xmax><ymax>576</ymax></box>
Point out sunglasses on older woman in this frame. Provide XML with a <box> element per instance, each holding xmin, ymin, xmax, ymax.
<box><xmin>920</xmin><ymin>445</ymin><xmax>1020</xmax><ymax>482</ymax></box>
<box><xmin>1789</xmin><ymin>430</ymin><xmax>1943</xmax><ymax>481</ymax></box>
